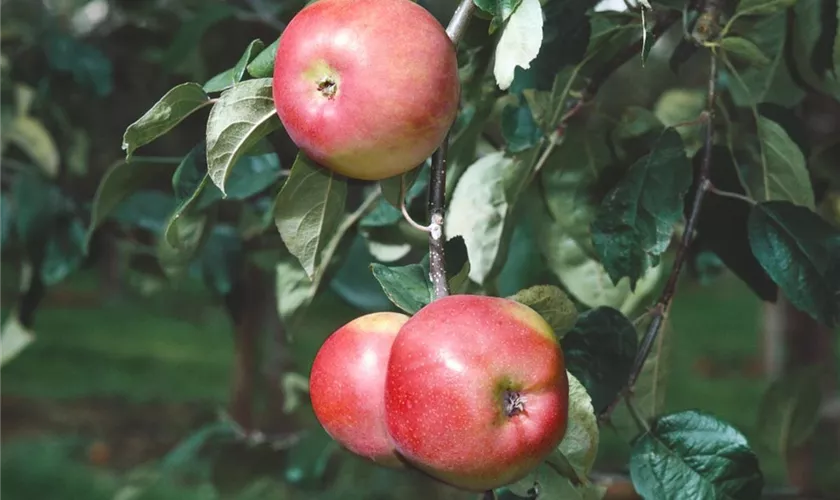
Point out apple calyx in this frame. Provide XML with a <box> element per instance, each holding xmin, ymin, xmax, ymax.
<box><xmin>317</xmin><ymin>77</ymin><xmax>337</xmax><ymax>99</ymax></box>
<box><xmin>503</xmin><ymin>390</ymin><xmax>526</xmax><ymax>417</ymax></box>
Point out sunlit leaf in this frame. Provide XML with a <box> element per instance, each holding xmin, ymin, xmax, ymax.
<box><xmin>508</xmin><ymin>285</ymin><xmax>578</xmax><ymax>338</ymax></box>
<box><xmin>493</xmin><ymin>0</ymin><xmax>544</xmax><ymax>90</ymax></box>
<box><xmin>746</xmin><ymin>116</ymin><xmax>815</xmax><ymax>209</ymax></box>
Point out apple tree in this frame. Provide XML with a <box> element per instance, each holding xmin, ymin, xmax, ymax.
<box><xmin>89</xmin><ymin>0</ymin><xmax>840</xmax><ymax>497</ymax></box>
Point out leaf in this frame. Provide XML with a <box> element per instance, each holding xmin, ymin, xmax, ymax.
<box><xmin>501</xmin><ymin>98</ymin><xmax>544</xmax><ymax>153</ymax></box>
<box><xmin>276</xmin><ymin>256</ymin><xmax>316</xmax><ymax>324</ymax></box>
<box><xmin>493</xmin><ymin>0</ymin><xmax>545</xmax><ymax>91</ymax></box>
<box><xmin>205</xmin><ymin>78</ymin><xmax>281</xmax><ymax>195</ymax></box>
<box><xmin>0</xmin><ymin>314</ymin><xmax>35</xmax><ymax>367</ymax></box>
<box><xmin>508</xmin><ymin>285</ymin><xmax>578</xmax><ymax>337</ymax></box>
<box><xmin>653</xmin><ymin>89</ymin><xmax>706</xmax><ymax>157</ymax></box>
<box><xmin>44</xmin><ymin>33</ymin><xmax>113</xmax><ymax>97</ymax></box>
<box><xmin>198</xmin><ymin>225</ymin><xmax>244</xmax><ymax>296</ymax></box>
<box><xmin>720</xmin><ymin>37</ymin><xmax>771</xmax><ymax>66</ymax></box>
<box><xmin>273</xmin><ymin>153</ymin><xmax>347</xmax><ymax>278</ymax></box>
<box><xmin>747</xmin><ymin>201</ymin><xmax>840</xmax><ymax>327</ymax></box>
<box><xmin>790</xmin><ymin>0</ymin><xmax>840</xmax><ymax>100</ymax></box>
<box><xmin>756</xmin><ymin>366</ymin><xmax>824</xmax><ymax>456</ymax></box>
<box><xmin>122</xmin><ymin>83</ymin><xmax>211</xmax><ymax>158</ymax></box>
<box><xmin>158</xmin><ymin>209</ymin><xmax>211</xmax><ymax>279</ymax></box>
<box><xmin>630</xmin><ymin>410</ymin><xmax>764</xmax><ymax>500</ymax></box>
<box><xmin>381</xmin><ymin>161</ymin><xmax>428</xmax><ymax>209</ymax></box>
<box><xmin>5</xmin><ymin>116</ymin><xmax>60</xmax><ymax>177</ymax></box>
<box><xmin>363</xmin><ymin>166</ymin><xmax>429</xmax><ymax>228</ymax></box>
<box><xmin>246</xmin><ymin>37</ymin><xmax>281</xmax><ymax>78</ymax></box>
<box><xmin>203</xmin><ymin>39</ymin><xmax>266</xmax><ymax>93</ymax></box>
<box><xmin>556</xmin><ymin>371</ymin><xmax>599</xmax><ymax>479</ymax></box>
<box><xmin>87</xmin><ymin>160</ymin><xmax>177</xmax><ymax>245</ymax></box>
<box><xmin>159</xmin><ymin>421</ymin><xmax>237</xmax><ymax>471</ymax></box>
<box><xmin>42</xmin><ymin>217</ymin><xmax>86</xmax><ymax>286</ymax></box>
<box><xmin>591</xmin><ymin>128</ymin><xmax>693</xmax><ymax>289</ymax></box>
<box><xmin>474</xmin><ymin>0</ymin><xmax>523</xmax><ymax>32</ymax></box>
<box><xmin>747</xmin><ymin>116</ymin><xmax>815</xmax><ymax>209</ymax></box>
<box><xmin>370</xmin><ymin>261</ymin><xmax>433</xmax><ymax>315</ymax></box>
<box><xmin>329</xmin><ymin>233</ymin><xmax>396</xmax><ymax>312</ymax></box>
<box><xmin>563</xmin><ymin>307</ymin><xmax>638</xmax><ymax>413</ymax></box>
<box><xmin>446</xmin><ymin>148</ymin><xmax>539</xmax><ymax>285</ymax></box>
<box><xmin>735</xmin><ymin>0</ymin><xmax>797</xmax><ymax>16</ymax></box>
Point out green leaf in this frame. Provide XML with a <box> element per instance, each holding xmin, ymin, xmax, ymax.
<box><xmin>363</xmin><ymin>165</ymin><xmax>429</xmax><ymax>228</ymax></box>
<box><xmin>42</xmin><ymin>217</ymin><xmax>86</xmax><ymax>286</ymax></box>
<box><xmin>44</xmin><ymin>33</ymin><xmax>113</xmax><ymax>97</ymax></box>
<box><xmin>5</xmin><ymin>116</ymin><xmax>60</xmax><ymax>178</ymax></box>
<box><xmin>756</xmin><ymin>366</ymin><xmax>824</xmax><ymax>456</ymax></box>
<box><xmin>122</xmin><ymin>83</ymin><xmax>211</xmax><ymax>159</ymax></box>
<box><xmin>653</xmin><ymin>89</ymin><xmax>706</xmax><ymax>157</ymax></box>
<box><xmin>473</xmin><ymin>0</ymin><xmax>523</xmax><ymax>31</ymax></box>
<box><xmin>0</xmin><ymin>194</ymin><xmax>12</xmax><ymax>249</ymax></box>
<box><xmin>0</xmin><ymin>314</ymin><xmax>35</xmax><ymax>367</ymax></box>
<box><xmin>370</xmin><ymin>261</ymin><xmax>433</xmax><ymax>315</ymax></box>
<box><xmin>630</xmin><ymin>410</ymin><xmax>764</xmax><ymax>500</ymax></box>
<box><xmin>501</xmin><ymin>99</ymin><xmax>543</xmax><ymax>153</ymax></box>
<box><xmin>735</xmin><ymin>0</ymin><xmax>797</xmax><ymax>16</ymax></box>
<box><xmin>276</xmin><ymin>256</ymin><xmax>315</xmax><ymax>324</ymax></box>
<box><xmin>111</xmin><ymin>190</ymin><xmax>178</xmax><ymax>233</ymax></box>
<box><xmin>747</xmin><ymin>116</ymin><xmax>815</xmax><ymax>209</ymax></box>
<box><xmin>273</xmin><ymin>153</ymin><xmax>347</xmax><ymax>279</ymax></box>
<box><xmin>563</xmin><ymin>306</ymin><xmax>638</xmax><ymax>413</ymax></box>
<box><xmin>555</xmin><ymin>371</ymin><xmax>599</xmax><ymax>479</ymax></box>
<box><xmin>12</xmin><ymin>173</ymin><xmax>61</xmax><ymax>255</ymax></box>
<box><xmin>381</xmin><ymin>161</ymin><xmax>428</xmax><ymax>209</ymax></box>
<box><xmin>591</xmin><ymin>128</ymin><xmax>692</xmax><ymax>289</ymax></box>
<box><xmin>203</xmin><ymin>39</ymin><xmax>266</xmax><ymax>93</ymax></box>
<box><xmin>246</xmin><ymin>37</ymin><xmax>280</xmax><ymax>78</ymax></box>
<box><xmin>87</xmin><ymin>160</ymin><xmax>177</xmax><ymax>245</ymax></box>
<box><xmin>160</xmin><ymin>421</ymin><xmax>237</xmax><ymax>471</ymax></box>
<box><xmin>329</xmin><ymin>233</ymin><xmax>395</xmax><ymax>312</ymax></box>
<box><xmin>493</xmin><ymin>0</ymin><xmax>544</xmax><ymax>90</ymax></box>
<box><xmin>205</xmin><ymin>78</ymin><xmax>281</xmax><ymax>195</ymax></box>
<box><xmin>446</xmin><ymin>148</ymin><xmax>539</xmax><ymax>285</ymax></box>
<box><xmin>158</xmin><ymin>208</ymin><xmax>211</xmax><ymax>279</ymax></box>
<box><xmin>508</xmin><ymin>285</ymin><xmax>578</xmax><ymax>338</ymax></box>
<box><xmin>790</xmin><ymin>0</ymin><xmax>840</xmax><ymax>100</ymax></box>
<box><xmin>198</xmin><ymin>225</ymin><xmax>243</xmax><ymax>296</ymax></box>
<box><xmin>720</xmin><ymin>36</ymin><xmax>771</xmax><ymax>66</ymax></box>
<box><xmin>747</xmin><ymin>201</ymin><xmax>840</xmax><ymax>327</ymax></box>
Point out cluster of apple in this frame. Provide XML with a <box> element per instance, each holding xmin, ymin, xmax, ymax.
<box><xmin>308</xmin><ymin>294</ymin><xmax>571</xmax><ymax>492</ymax></box>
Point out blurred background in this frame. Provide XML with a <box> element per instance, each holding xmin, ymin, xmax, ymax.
<box><xmin>1</xmin><ymin>0</ymin><xmax>839</xmax><ymax>499</ymax></box>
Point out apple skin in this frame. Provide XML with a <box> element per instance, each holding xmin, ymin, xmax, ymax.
<box><xmin>384</xmin><ymin>295</ymin><xmax>569</xmax><ymax>492</ymax></box>
<box><xmin>309</xmin><ymin>311</ymin><xmax>410</xmax><ymax>468</ymax></box>
<box><xmin>271</xmin><ymin>0</ymin><xmax>460</xmax><ymax>181</ymax></box>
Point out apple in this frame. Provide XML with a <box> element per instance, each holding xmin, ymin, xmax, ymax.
<box><xmin>272</xmin><ymin>0</ymin><xmax>460</xmax><ymax>181</ymax></box>
<box><xmin>309</xmin><ymin>311</ymin><xmax>410</xmax><ymax>468</ymax></box>
<box><xmin>384</xmin><ymin>295</ymin><xmax>569</xmax><ymax>491</ymax></box>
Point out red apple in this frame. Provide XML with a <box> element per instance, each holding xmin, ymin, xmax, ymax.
<box><xmin>384</xmin><ymin>295</ymin><xmax>569</xmax><ymax>491</ymax></box>
<box><xmin>271</xmin><ymin>0</ymin><xmax>460</xmax><ymax>181</ymax></box>
<box><xmin>309</xmin><ymin>311</ymin><xmax>409</xmax><ymax>468</ymax></box>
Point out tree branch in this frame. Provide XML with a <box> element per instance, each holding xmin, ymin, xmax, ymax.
<box><xmin>427</xmin><ymin>0</ymin><xmax>477</xmax><ymax>300</ymax></box>
<box><xmin>600</xmin><ymin>46</ymin><xmax>720</xmax><ymax>424</ymax></box>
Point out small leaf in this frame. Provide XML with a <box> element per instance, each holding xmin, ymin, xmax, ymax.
<box><xmin>591</xmin><ymin>128</ymin><xmax>693</xmax><ymax>289</ymax></box>
<box><xmin>87</xmin><ymin>160</ymin><xmax>177</xmax><ymax>245</ymax></box>
<box><xmin>747</xmin><ymin>201</ymin><xmax>840</xmax><ymax>327</ymax></box>
<box><xmin>474</xmin><ymin>0</ymin><xmax>523</xmax><ymax>32</ymax></box>
<box><xmin>370</xmin><ymin>261</ymin><xmax>433</xmax><ymax>315</ymax></box>
<box><xmin>446</xmin><ymin>148</ymin><xmax>539</xmax><ymax>285</ymax></box>
<box><xmin>364</xmin><ymin>166</ymin><xmax>429</xmax><ymax>228</ymax></box>
<box><xmin>380</xmin><ymin>161</ymin><xmax>428</xmax><ymax>209</ymax></box>
<box><xmin>748</xmin><ymin>116</ymin><xmax>815</xmax><ymax>209</ymax></box>
<box><xmin>735</xmin><ymin>0</ymin><xmax>797</xmax><ymax>16</ymax></box>
<box><xmin>0</xmin><ymin>314</ymin><xmax>35</xmax><ymax>367</ymax></box>
<box><xmin>630</xmin><ymin>410</ymin><xmax>764</xmax><ymax>500</ymax></box>
<box><xmin>756</xmin><ymin>366</ymin><xmax>824</xmax><ymax>455</ymax></box>
<box><xmin>563</xmin><ymin>307</ymin><xmax>638</xmax><ymax>413</ymax></box>
<box><xmin>122</xmin><ymin>83</ymin><xmax>211</xmax><ymax>158</ymax></box>
<box><xmin>508</xmin><ymin>285</ymin><xmax>578</xmax><ymax>337</ymax></box>
<box><xmin>556</xmin><ymin>371</ymin><xmax>599</xmax><ymax>479</ymax></box>
<box><xmin>273</xmin><ymin>153</ymin><xmax>347</xmax><ymax>278</ymax></box>
<box><xmin>247</xmin><ymin>37</ymin><xmax>280</xmax><ymax>78</ymax></box>
<box><xmin>493</xmin><ymin>0</ymin><xmax>544</xmax><ymax>91</ymax></box>
<box><xmin>206</xmin><ymin>78</ymin><xmax>281</xmax><ymax>195</ymax></box>
<box><xmin>720</xmin><ymin>36</ymin><xmax>771</xmax><ymax>66</ymax></box>
<box><xmin>6</xmin><ymin>116</ymin><xmax>60</xmax><ymax>177</ymax></box>
<box><xmin>203</xmin><ymin>39</ymin><xmax>266</xmax><ymax>93</ymax></box>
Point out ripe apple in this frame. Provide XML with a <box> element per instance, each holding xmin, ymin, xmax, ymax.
<box><xmin>271</xmin><ymin>0</ymin><xmax>460</xmax><ymax>181</ymax></box>
<box><xmin>384</xmin><ymin>295</ymin><xmax>569</xmax><ymax>491</ymax></box>
<box><xmin>309</xmin><ymin>311</ymin><xmax>410</xmax><ymax>468</ymax></box>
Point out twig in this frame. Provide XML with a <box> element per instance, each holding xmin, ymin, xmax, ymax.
<box><xmin>599</xmin><ymin>45</ymin><xmax>720</xmax><ymax>424</ymax></box>
<box><xmin>426</xmin><ymin>0</ymin><xmax>477</xmax><ymax>300</ymax></box>
<box><xmin>708</xmin><ymin>185</ymin><xmax>756</xmax><ymax>205</ymax></box>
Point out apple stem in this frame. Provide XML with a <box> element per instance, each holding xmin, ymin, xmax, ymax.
<box><xmin>426</xmin><ymin>0</ymin><xmax>477</xmax><ymax>301</ymax></box>
<box><xmin>399</xmin><ymin>175</ymin><xmax>432</xmax><ymax>233</ymax></box>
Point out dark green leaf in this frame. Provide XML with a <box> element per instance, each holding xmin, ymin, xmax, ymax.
<box><xmin>0</xmin><ymin>194</ymin><xmax>12</xmax><ymax>249</ymax></box>
<box><xmin>122</xmin><ymin>83</ymin><xmax>211</xmax><ymax>159</ymax></box>
<box><xmin>747</xmin><ymin>116</ymin><xmax>815</xmax><ymax>209</ymax></box>
<box><xmin>160</xmin><ymin>421</ymin><xmax>237</xmax><ymax>472</ymax></box>
<box><xmin>329</xmin><ymin>234</ymin><xmax>396</xmax><ymax>312</ymax></box>
<box><xmin>158</xmin><ymin>208</ymin><xmax>212</xmax><ymax>279</ymax></box>
<box><xmin>370</xmin><ymin>260</ymin><xmax>432</xmax><ymax>315</ymax></box>
<box><xmin>206</xmin><ymin>78</ymin><xmax>281</xmax><ymax>195</ymax></box>
<box><xmin>630</xmin><ymin>410</ymin><xmax>764</xmax><ymax>500</ymax></box>
<box><xmin>224</xmin><ymin>150</ymin><xmax>283</xmax><ymax>200</ymax></box>
<box><xmin>563</xmin><ymin>307</ymin><xmax>637</xmax><ymax>413</ymax></box>
<box><xmin>364</xmin><ymin>165</ymin><xmax>429</xmax><ymax>227</ymax></box>
<box><xmin>501</xmin><ymin>99</ymin><xmax>543</xmax><ymax>153</ymax></box>
<box><xmin>735</xmin><ymin>0</ymin><xmax>797</xmax><ymax>16</ymax></box>
<box><xmin>42</xmin><ymin>217</ymin><xmax>86</xmax><ymax>286</ymax></box>
<box><xmin>172</xmin><ymin>143</ymin><xmax>218</xmax><ymax>208</ymax></box>
<box><xmin>509</xmin><ymin>285</ymin><xmax>578</xmax><ymax>338</ymax></box>
<box><xmin>721</xmin><ymin>36</ymin><xmax>771</xmax><ymax>66</ymax></box>
<box><xmin>443</xmin><ymin>235</ymin><xmax>471</xmax><ymax>294</ymax></box>
<box><xmin>153</xmin><ymin>4</ymin><xmax>237</xmax><ymax>71</ymax></box>
<box><xmin>44</xmin><ymin>33</ymin><xmax>113</xmax><ymax>97</ymax></box>
<box><xmin>12</xmin><ymin>173</ymin><xmax>61</xmax><ymax>256</ymax></box>
<box><xmin>381</xmin><ymin>160</ymin><xmax>428</xmax><ymax>209</ymax></box>
<box><xmin>284</xmin><ymin>428</ymin><xmax>339</xmax><ymax>489</ymax></box>
<box><xmin>747</xmin><ymin>201</ymin><xmax>840</xmax><ymax>327</ymax></box>
<box><xmin>591</xmin><ymin>128</ymin><xmax>692</xmax><ymax>289</ymax></box>
<box><xmin>203</xmin><ymin>39</ymin><xmax>266</xmax><ymax>93</ymax></box>
<box><xmin>611</xmin><ymin>106</ymin><xmax>666</xmax><ymax>161</ymax></box>
<box><xmin>446</xmin><ymin>148</ymin><xmax>539</xmax><ymax>285</ymax></box>
<box><xmin>474</xmin><ymin>0</ymin><xmax>523</xmax><ymax>32</ymax></box>
<box><xmin>111</xmin><ymin>190</ymin><xmax>178</xmax><ymax>233</ymax></box>
<box><xmin>273</xmin><ymin>153</ymin><xmax>347</xmax><ymax>278</ymax></box>
<box><xmin>756</xmin><ymin>365</ymin><xmax>824</xmax><ymax>455</ymax></box>
<box><xmin>87</xmin><ymin>160</ymin><xmax>177</xmax><ymax>245</ymax></box>
<box><xmin>198</xmin><ymin>225</ymin><xmax>244</xmax><ymax>296</ymax></box>
<box><xmin>246</xmin><ymin>37</ymin><xmax>281</xmax><ymax>78</ymax></box>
